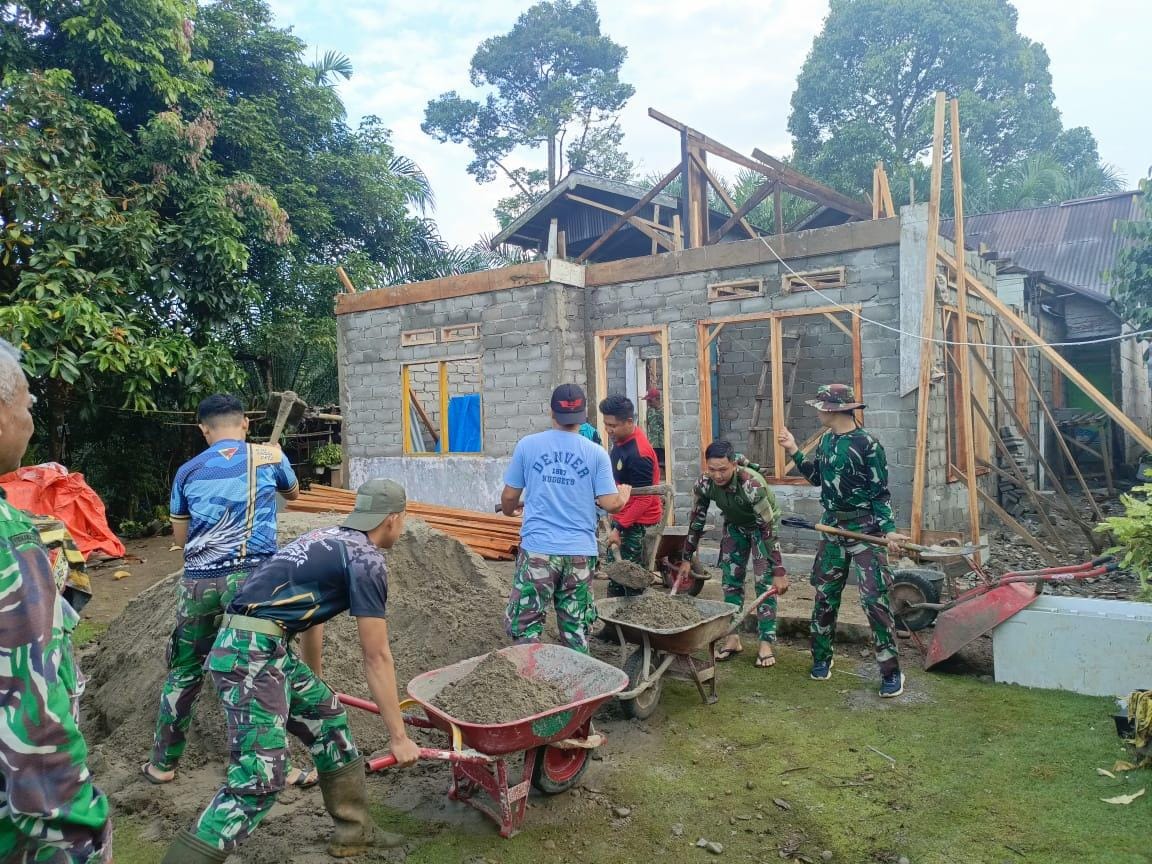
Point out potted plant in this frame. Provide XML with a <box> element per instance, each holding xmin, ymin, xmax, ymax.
<box><xmin>311</xmin><ymin>443</ymin><xmax>344</xmax><ymax>485</ymax></box>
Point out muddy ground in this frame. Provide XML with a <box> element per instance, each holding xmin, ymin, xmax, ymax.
<box><xmin>72</xmin><ymin>504</ymin><xmax>1140</xmax><ymax>862</ymax></box>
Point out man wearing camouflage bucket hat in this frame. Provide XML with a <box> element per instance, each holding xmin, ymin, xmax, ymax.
<box><xmin>778</xmin><ymin>384</ymin><xmax>909</xmax><ymax>698</ymax></box>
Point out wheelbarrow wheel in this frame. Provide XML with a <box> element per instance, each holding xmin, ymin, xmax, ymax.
<box><xmin>621</xmin><ymin>647</ymin><xmax>663</xmax><ymax>720</ymax></box>
<box><xmin>531</xmin><ymin>744</ymin><xmax>590</xmax><ymax>795</ymax></box>
<box><xmin>890</xmin><ymin>569</ymin><xmax>942</xmax><ymax>632</ymax></box>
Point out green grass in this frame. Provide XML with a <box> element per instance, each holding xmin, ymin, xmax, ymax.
<box><xmin>107</xmin><ymin>646</ymin><xmax>1151</xmax><ymax>864</ymax></box>
<box><xmin>73</xmin><ymin>620</ymin><xmax>108</xmax><ymax>647</ymax></box>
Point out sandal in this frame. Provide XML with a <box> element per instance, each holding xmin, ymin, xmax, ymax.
<box><xmin>754</xmin><ymin>651</ymin><xmax>777</xmax><ymax>668</ymax></box>
<box><xmin>715</xmin><ymin>644</ymin><xmax>744</xmax><ymax>662</ymax></box>
<box><xmin>286</xmin><ymin>766</ymin><xmax>319</xmax><ymax>788</ymax></box>
<box><xmin>140</xmin><ymin>763</ymin><xmax>173</xmax><ymax>785</ymax></box>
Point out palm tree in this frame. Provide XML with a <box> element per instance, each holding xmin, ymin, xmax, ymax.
<box><xmin>311</xmin><ymin>50</ymin><xmax>353</xmax><ymax>87</ymax></box>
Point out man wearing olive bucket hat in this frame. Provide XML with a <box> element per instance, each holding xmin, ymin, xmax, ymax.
<box><xmin>777</xmin><ymin>384</ymin><xmax>909</xmax><ymax>698</ymax></box>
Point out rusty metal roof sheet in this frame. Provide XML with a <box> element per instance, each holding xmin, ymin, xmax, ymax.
<box><xmin>941</xmin><ymin>191</ymin><xmax>1143</xmax><ymax>300</ymax></box>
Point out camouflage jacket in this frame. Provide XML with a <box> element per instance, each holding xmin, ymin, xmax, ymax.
<box><xmin>793</xmin><ymin>427</ymin><xmax>896</xmax><ymax>534</ymax></box>
<box><xmin>683</xmin><ymin>465</ymin><xmax>781</xmax><ymax>556</ymax></box>
<box><xmin>0</xmin><ymin>492</ymin><xmax>111</xmax><ymax>863</ymax></box>
<box><xmin>646</xmin><ymin>408</ymin><xmax>665</xmax><ymax>449</ymax></box>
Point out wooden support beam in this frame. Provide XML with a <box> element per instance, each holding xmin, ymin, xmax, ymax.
<box><xmin>823</xmin><ymin>311</ymin><xmax>852</xmax><ymax>338</ymax></box>
<box><xmin>872</xmin><ymin>164</ymin><xmax>881</xmax><ymax>220</ymax></box>
<box><xmin>709</xmin><ymin>179</ymin><xmax>776</xmax><ymax>244</ymax></box>
<box><xmin>704</xmin><ymin>322</ymin><xmax>725</xmax><ymax>347</ymax></box>
<box><xmin>689</xmin><ymin>151</ymin><xmax>757</xmax><ymax>239</ymax></box>
<box><xmin>685</xmin><ymin>136</ymin><xmax>708</xmax><ymax>249</ymax></box>
<box><xmin>971</xmin><ymin>396</ymin><xmax>1067</xmax><ymax>556</ymax></box>
<box><xmin>564</xmin><ymin>194</ymin><xmax>674</xmax><ymax>251</ymax></box>
<box><xmin>967</xmin><ymin>343</ymin><xmax>1100</xmax><ymax>549</ymax></box>
<box><xmin>780</xmin><ymin>427</ymin><xmax>826</xmax><ymax>476</ymax></box>
<box><xmin>770</xmin><ymin>316</ymin><xmax>786</xmax><ymax>475</ymax></box>
<box><xmin>697</xmin><ymin>322</ymin><xmax>713</xmax><ymax>471</ymax></box>
<box><xmin>576</xmin><ymin>164</ymin><xmax>680</xmax><ymax>263</ymax></box>
<box><xmin>1002</xmin><ymin>334</ymin><xmax>1107</xmax><ymax>524</ymax></box>
<box><xmin>949</xmin><ymin>97</ymin><xmax>982</xmax><ymax>562</ymax></box>
<box><xmin>940</xmin><ymin>246</ymin><xmax>1152</xmax><ymax>456</ymax></box>
<box><xmin>774</xmin><ymin>185</ymin><xmax>784</xmax><ymax>233</ymax></box>
<box><xmin>752</xmin><ymin>147</ymin><xmax>873</xmax><ymax>220</ymax></box>
<box><xmin>910</xmin><ymin>92</ymin><xmax>948</xmax><ymax>545</ymax></box>
<box><xmin>336</xmin><ymin>265</ymin><xmax>357</xmax><ymax>293</ymax></box>
<box><xmin>672</xmin><ymin>214</ymin><xmax>683</xmax><ymax>251</ymax></box>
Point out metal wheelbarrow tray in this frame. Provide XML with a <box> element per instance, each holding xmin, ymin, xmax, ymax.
<box><xmin>339</xmin><ymin>643</ymin><xmax>627</xmax><ymax>838</ymax></box>
<box><xmin>595</xmin><ymin>596</ymin><xmax>736</xmax><ymax>721</ymax></box>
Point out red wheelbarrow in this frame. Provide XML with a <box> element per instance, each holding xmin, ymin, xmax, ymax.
<box><xmin>893</xmin><ymin>556</ymin><xmax>1119</xmax><ymax>669</ymax></box>
<box><xmin>338</xmin><ymin>643</ymin><xmax>628</xmax><ymax>838</ymax></box>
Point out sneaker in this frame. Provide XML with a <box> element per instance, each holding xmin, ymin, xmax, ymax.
<box><xmin>879</xmin><ymin>671</ymin><xmax>905</xmax><ymax>698</ymax></box>
<box><xmin>810</xmin><ymin>659</ymin><xmax>833</xmax><ymax>680</ymax></box>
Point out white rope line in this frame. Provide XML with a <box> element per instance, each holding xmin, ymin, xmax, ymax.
<box><xmin>757</xmin><ymin>235</ymin><xmax>1152</xmax><ymax>350</ymax></box>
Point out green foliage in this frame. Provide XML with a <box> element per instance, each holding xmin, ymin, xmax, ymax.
<box><xmin>311</xmin><ymin>443</ymin><xmax>343</xmax><ymax>468</ymax></box>
<box><xmin>1109</xmin><ymin>177</ymin><xmax>1152</xmax><ymax>331</ymax></box>
<box><xmin>788</xmin><ymin>0</ymin><xmax>1119</xmax><ymax>213</ymax></box>
<box><xmin>423</xmin><ymin>0</ymin><xmax>635</xmax><ymax>221</ymax></box>
<box><xmin>1099</xmin><ymin>483</ymin><xmax>1152</xmax><ymax>601</ymax></box>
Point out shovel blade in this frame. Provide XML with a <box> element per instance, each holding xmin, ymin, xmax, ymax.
<box><xmin>924</xmin><ymin>582</ymin><xmax>1038</xmax><ymax>669</ymax></box>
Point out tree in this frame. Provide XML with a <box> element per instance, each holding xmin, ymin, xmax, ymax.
<box><xmin>423</xmin><ymin>0</ymin><xmax>634</xmax><ymax>211</ymax></box>
<box><xmin>788</xmin><ymin>0</ymin><xmax>1115</xmax><ymax>210</ymax></box>
<box><xmin>1110</xmin><ymin>177</ymin><xmax>1152</xmax><ymax>331</ymax></box>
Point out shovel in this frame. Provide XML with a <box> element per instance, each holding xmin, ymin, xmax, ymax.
<box><xmin>780</xmin><ymin>515</ymin><xmax>980</xmax><ymax>560</ymax></box>
<box><xmin>264</xmin><ymin>390</ymin><xmax>308</xmax><ymax>444</ymax></box>
<box><xmin>597</xmin><ymin>484</ymin><xmax>675</xmax><ymax>592</ymax></box>
<box><xmin>923</xmin><ymin>557</ymin><xmax>1117</xmax><ymax>668</ymax></box>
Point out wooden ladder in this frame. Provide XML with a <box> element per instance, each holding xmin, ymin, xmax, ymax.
<box><xmin>747</xmin><ymin>333</ymin><xmax>803</xmax><ymax>467</ymax></box>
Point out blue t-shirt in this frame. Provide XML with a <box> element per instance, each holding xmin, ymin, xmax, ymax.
<box><xmin>504</xmin><ymin>429</ymin><xmax>617</xmax><ymax>556</ymax></box>
<box><xmin>228</xmin><ymin>527</ymin><xmax>388</xmax><ymax>635</ymax></box>
<box><xmin>171</xmin><ymin>440</ymin><xmax>299</xmax><ymax>579</ymax></box>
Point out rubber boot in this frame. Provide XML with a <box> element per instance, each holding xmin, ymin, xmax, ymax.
<box><xmin>318</xmin><ymin>757</ymin><xmax>405</xmax><ymax>857</ymax></box>
<box><xmin>160</xmin><ymin>829</ymin><xmax>228</xmax><ymax>864</ymax></box>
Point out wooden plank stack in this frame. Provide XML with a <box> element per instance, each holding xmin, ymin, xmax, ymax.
<box><xmin>286</xmin><ymin>485</ymin><xmax>521</xmax><ymax>561</ymax></box>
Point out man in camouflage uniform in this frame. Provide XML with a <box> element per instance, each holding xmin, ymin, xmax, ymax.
<box><xmin>779</xmin><ymin>384</ymin><xmax>909</xmax><ymax>697</ymax></box>
<box><xmin>501</xmin><ymin>384</ymin><xmax>631</xmax><ymax>652</ymax></box>
<box><xmin>0</xmin><ymin>338</ymin><xmax>111</xmax><ymax>864</ymax></box>
<box><xmin>143</xmin><ymin>394</ymin><xmax>300</xmax><ymax>785</ymax></box>
<box><xmin>161</xmin><ymin>479</ymin><xmax>420</xmax><ymax>863</ymax></box>
<box><xmin>642</xmin><ymin>387</ymin><xmax>665</xmax><ymax>469</ymax></box>
<box><xmin>677</xmin><ymin>441</ymin><xmax>790</xmax><ymax>666</ymax></box>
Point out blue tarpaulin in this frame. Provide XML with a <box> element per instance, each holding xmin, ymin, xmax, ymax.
<box><xmin>447</xmin><ymin>394</ymin><xmax>482</xmax><ymax>453</ymax></box>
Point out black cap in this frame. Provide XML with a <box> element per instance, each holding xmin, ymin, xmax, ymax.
<box><xmin>551</xmin><ymin>383</ymin><xmax>588</xmax><ymax>425</ymax></box>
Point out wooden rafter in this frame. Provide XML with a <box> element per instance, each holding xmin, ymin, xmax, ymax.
<box><xmin>689</xmin><ymin>151</ymin><xmax>757</xmax><ymax>240</ymax></box>
<box><xmin>576</xmin><ymin>164</ymin><xmax>680</xmax><ymax>263</ymax></box>
<box><xmin>709</xmin><ymin>179</ymin><xmax>777</xmax><ymax>244</ymax></box>
<box><xmin>752</xmin><ymin>148</ymin><xmax>872</xmax><ymax>220</ymax></box>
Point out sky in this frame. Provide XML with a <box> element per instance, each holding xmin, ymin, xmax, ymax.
<box><xmin>266</xmin><ymin>0</ymin><xmax>1151</xmax><ymax>247</ymax></box>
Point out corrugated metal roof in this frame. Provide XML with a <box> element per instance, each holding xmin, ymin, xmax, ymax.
<box><xmin>941</xmin><ymin>192</ymin><xmax>1143</xmax><ymax>300</ymax></box>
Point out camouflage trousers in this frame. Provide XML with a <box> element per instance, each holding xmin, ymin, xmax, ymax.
<box><xmin>809</xmin><ymin>530</ymin><xmax>900</xmax><ymax>676</ymax></box>
<box><xmin>150</xmin><ymin>570</ymin><xmax>248</xmax><ymax>771</ymax></box>
<box><xmin>720</xmin><ymin>522</ymin><xmax>780</xmax><ymax>642</ymax></box>
<box><xmin>0</xmin><ymin>599</ymin><xmax>111</xmax><ymax>864</ymax></box>
<box><xmin>191</xmin><ymin>627</ymin><xmax>358</xmax><ymax>851</ymax></box>
<box><xmin>604</xmin><ymin>523</ymin><xmax>647</xmax><ymax>598</ymax></box>
<box><xmin>505</xmin><ymin>550</ymin><xmax>597</xmax><ymax>654</ymax></box>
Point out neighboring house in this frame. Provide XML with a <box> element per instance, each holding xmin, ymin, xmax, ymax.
<box><xmin>943</xmin><ymin>191</ymin><xmax>1152</xmax><ymax>469</ymax></box>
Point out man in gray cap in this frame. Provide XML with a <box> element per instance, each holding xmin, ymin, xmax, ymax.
<box><xmin>161</xmin><ymin>478</ymin><xmax>420</xmax><ymax>864</ymax></box>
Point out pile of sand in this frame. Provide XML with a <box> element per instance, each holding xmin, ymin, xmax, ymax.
<box><xmin>609</xmin><ymin>592</ymin><xmax>704</xmax><ymax>629</ymax></box>
<box><xmin>431</xmin><ymin>653</ymin><xmax>568</xmax><ymax>725</ymax></box>
<box><xmin>83</xmin><ymin>517</ymin><xmax>511</xmax><ymax>770</ymax></box>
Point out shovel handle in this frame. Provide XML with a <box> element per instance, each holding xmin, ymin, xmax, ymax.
<box><xmin>724</xmin><ymin>586</ymin><xmax>779</xmax><ymax>636</ymax></box>
<box><xmin>367</xmin><ymin>747</ymin><xmax>492</xmax><ymax>771</ymax></box>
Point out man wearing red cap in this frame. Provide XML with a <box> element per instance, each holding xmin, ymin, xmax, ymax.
<box><xmin>599</xmin><ymin>394</ymin><xmax>663</xmax><ymax>596</ymax></box>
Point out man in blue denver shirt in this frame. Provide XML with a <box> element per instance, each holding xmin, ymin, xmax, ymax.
<box><xmin>143</xmin><ymin>394</ymin><xmax>300</xmax><ymax>784</ymax></box>
<box><xmin>500</xmin><ymin>384</ymin><xmax>631</xmax><ymax>653</ymax></box>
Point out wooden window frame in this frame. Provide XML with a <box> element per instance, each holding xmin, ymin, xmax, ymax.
<box><xmin>400</xmin><ymin>328</ymin><xmax>437</xmax><ymax>347</ymax></box>
<box><xmin>941</xmin><ymin>307</ymin><xmax>991</xmax><ymax>483</ymax></box>
<box><xmin>781</xmin><ymin>266</ymin><xmax>846</xmax><ymax>294</ymax></box>
<box><xmin>707</xmin><ymin>278</ymin><xmax>763</xmax><ymax>303</ymax></box>
<box><xmin>696</xmin><ymin>304</ymin><xmax>863</xmax><ymax>485</ymax></box>
<box><xmin>400</xmin><ymin>356</ymin><xmax>483</xmax><ymax>457</ymax></box>
<box><xmin>593</xmin><ymin>326</ymin><xmax>675</xmax><ymax>501</ymax></box>
<box><xmin>441</xmin><ymin>323</ymin><xmax>480</xmax><ymax>343</ymax></box>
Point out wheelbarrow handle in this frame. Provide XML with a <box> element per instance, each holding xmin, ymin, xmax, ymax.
<box><xmin>724</xmin><ymin>586</ymin><xmax>779</xmax><ymax>636</ymax></box>
<box><xmin>367</xmin><ymin>747</ymin><xmax>493</xmax><ymax>772</ymax></box>
<box><xmin>1001</xmin><ymin>556</ymin><xmax>1117</xmax><ymax>578</ymax></box>
<box><xmin>997</xmin><ymin>564</ymin><xmax>1115</xmax><ymax>587</ymax></box>
<box><xmin>337</xmin><ymin>694</ymin><xmax>436</xmax><ymax>730</ymax></box>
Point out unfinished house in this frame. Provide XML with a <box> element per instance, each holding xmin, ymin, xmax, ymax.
<box><xmin>336</xmin><ymin>105</ymin><xmax>1151</xmax><ymax>561</ymax></box>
